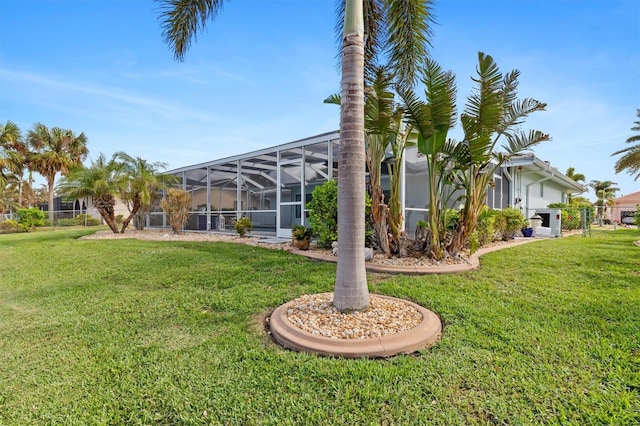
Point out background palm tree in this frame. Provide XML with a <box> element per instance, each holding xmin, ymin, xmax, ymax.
<box><xmin>0</xmin><ymin>179</ymin><xmax>20</xmax><ymax>216</ymax></box>
<box><xmin>565</xmin><ymin>167</ymin><xmax>586</xmax><ymax>203</ymax></box>
<box><xmin>58</xmin><ymin>154</ymin><xmax>121</xmax><ymax>233</ymax></box>
<box><xmin>612</xmin><ymin>109</ymin><xmax>640</xmax><ymax>180</ymax></box>
<box><xmin>26</xmin><ymin>123</ymin><xmax>88</xmax><ymax>221</ymax></box>
<box><xmin>565</xmin><ymin>167</ymin><xmax>586</xmax><ymax>184</ymax></box>
<box><xmin>0</xmin><ymin>120</ymin><xmax>26</xmax><ymax>188</ymax></box>
<box><xmin>114</xmin><ymin>152</ymin><xmax>173</xmax><ymax>232</ymax></box>
<box><xmin>156</xmin><ymin>0</ymin><xmax>435</xmax><ymax>312</ymax></box>
<box><xmin>588</xmin><ymin>180</ymin><xmax>620</xmax><ymax>225</ymax></box>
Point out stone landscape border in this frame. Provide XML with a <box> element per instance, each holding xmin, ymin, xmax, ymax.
<box><xmin>288</xmin><ymin>237</ymin><xmax>543</xmax><ymax>275</ymax></box>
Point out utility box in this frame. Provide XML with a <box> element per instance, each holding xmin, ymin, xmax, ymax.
<box><xmin>533</xmin><ymin>208</ymin><xmax>562</xmax><ymax>237</ymax></box>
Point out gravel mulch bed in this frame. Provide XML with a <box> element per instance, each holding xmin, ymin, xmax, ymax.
<box><xmin>284</xmin><ymin>293</ymin><xmax>422</xmax><ymax>339</ymax></box>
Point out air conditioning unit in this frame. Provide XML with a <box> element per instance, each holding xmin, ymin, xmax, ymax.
<box><xmin>533</xmin><ymin>208</ymin><xmax>562</xmax><ymax>237</ymax></box>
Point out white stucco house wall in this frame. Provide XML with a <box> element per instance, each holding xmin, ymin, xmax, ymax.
<box><xmin>503</xmin><ymin>154</ymin><xmax>586</xmax><ymax>220</ymax></box>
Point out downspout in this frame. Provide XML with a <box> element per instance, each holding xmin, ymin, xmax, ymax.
<box><xmin>525</xmin><ymin>172</ymin><xmax>554</xmax><ymax>218</ymax></box>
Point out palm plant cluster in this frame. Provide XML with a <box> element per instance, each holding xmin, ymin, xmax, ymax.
<box><xmin>326</xmin><ymin>53</ymin><xmax>551</xmax><ymax>260</ymax></box>
<box><xmin>0</xmin><ymin>121</ymin><xmax>173</xmax><ymax>233</ymax></box>
<box><xmin>58</xmin><ymin>152</ymin><xmax>174</xmax><ymax>234</ymax></box>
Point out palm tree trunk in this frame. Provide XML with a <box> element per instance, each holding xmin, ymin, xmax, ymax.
<box><xmin>95</xmin><ymin>194</ymin><xmax>120</xmax><ymax>233</ymax></box>
<box><xmin>333</xmin><ymin>0</ymin><xmax>369</xmax><ymax>313</ymax></box>
<box><xmin>47</xmin><ymin>175</ymin><xmax>55</xmax><ymax>222</ymax></box>
<box><xmin>120</xmin><ymin>193</ymin><xmax>141</xmax><ymax>233</ymax></box>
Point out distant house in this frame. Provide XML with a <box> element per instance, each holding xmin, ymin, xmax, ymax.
<box><xmin>502</xmin><ymin>154</ymin><xmax>586</xmax><ymax>219</ymax></box>
<box><xmin>610</xmin><ymin>191</ymin><xmax>640</xmax><ymax>224</ymax></box>
<box><xmin>42</xmin><ymin>196</ymin><xmax>129</xmax><ymax>222</ymax></box>
<box><xmin>40</xmin><ymin>197</ymin><xmax>89</xmax><ymax>220</ymax></box>
<box><xmin>158</xmin><ymin>131</ymin><xmax>586</xmax><ymax>237</ymax></box>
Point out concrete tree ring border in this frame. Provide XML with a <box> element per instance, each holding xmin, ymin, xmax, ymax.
<box><xmin>269</xmin><ymin>294</ymin><xmax>442</xmax><ymax>358</ymax></box>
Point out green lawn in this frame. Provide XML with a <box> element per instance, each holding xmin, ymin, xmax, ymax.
<box><xmin>0</xmin><ymin>227</ymin><xmax>638</xmax><ymax>425</ymax></box>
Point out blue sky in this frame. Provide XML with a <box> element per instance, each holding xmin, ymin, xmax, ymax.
<box><xmin>1</xmin><ymin>0</ymin><xmax>639</xmax><ymax>199</ymax></box>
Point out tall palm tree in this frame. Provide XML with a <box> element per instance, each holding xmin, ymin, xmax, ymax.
<box><xmin>26</xmin><ymin>123</ymin><xmax>89</xmax><ymax>221</ymax></box>
<box><xmin>565</xmin><ymin>167</ymin><xmax>586</xmax><ymax>203</ymax></box>
<box><xmin>0</xmin><ymin>120</ymin><xmax>26</xmax><ymax>188</ymax></box>
<box><xmin>588</xmin><ymin>180</ymin><xmax>619</xmax><ymax>225</ymax></box>
<box><xmin>156</xmin><ymin>0</ymin><xmax>435</xmax><ymax>312</ymax></box>
<box><xmin>114</xmin><ymin>152</ymin><xmax>173</xmax><ymax>233</ymax></box>
<box><xmin>612</xmin><ymin>109</ymin><xmax>640</xmax><ymax>180</ymax></box>
<box><xmin>565</xmin><ymin>167</ymin><xmax>586</xmax><ymax>184</ymax></box>
<box><xmin>58</xmin><ymin>154</ymin><xmax>121</xmax><ymax>233</ymax></box>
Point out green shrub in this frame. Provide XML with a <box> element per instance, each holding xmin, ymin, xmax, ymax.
<box><xmin>306</xmin><ymin>180</ymin><xmax>372</xmax><ymax>248</ymax></box>
<box><xmin>0</xmin><ymin>219</ymin><xmax>21</xmax><ymax>234</ymax></box>
<box><xmin>42</xmin><ymin>219</ymin><xmax>54</xmax><ymax>227</ymax></box>
<box><xmin>234</xmin><ymin>217</ymin><xmax>252</xmax><ymax>237</ymax></box>
<box><xmin>444</xmin><ymin>209</ymin><xmax>460</xmax><ymax>232</ymax></box>
<box><xmin>115</xmin><ymin>214</ymin><xmax>124</xmax><ymax>225</ymax></box>
<box><xmin>75</xmin><ymin>214</ymin><xmax>101</xmax><ymax>226</ymax></box>
<box><xmin>307</xmin><ymin>180</ymin><xmax>338</xmax><ymax>248</ymax></box>
<box><xmin>56</xmin><ymin>218</ymin><xmax>78</xmax><ymax>227</ymax></box>
<box><xmin>492</xmin><ymin>213</ymin><xmax>506</xmax><ymax>241</ymax></box>
<box><xmin>497</xmin><ymin>208</ymin><xmax>526</xmax><ymax>240</ymax></box>
<box><xmin>468</xmin><ymin>208</ymin><xmax>500</xmax><ymax>253</ymax></box>
<box><xmin>16</xmin><ymin>208</ymin><xmax>45</xmax><ymax>231</ymax></box>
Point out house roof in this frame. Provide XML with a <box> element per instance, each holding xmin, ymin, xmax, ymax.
<box><xmin>614</xmin><ymin>190</ymin><xmax>640</xmax><ymax>204</ymax></box>
<box><xmin>503</xmin><ymin>153</ymin><xmax>586</xmax><ymax>193</ymax></box>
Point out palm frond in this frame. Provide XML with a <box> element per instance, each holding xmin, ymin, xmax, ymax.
<box><xmin>613</xmin><ymin>145</ymin><xmax>640</xmax><ymax>180</ymax></box>
<box><xmin>500</xmin><ymin>69</ymin><xmax>520</xmax><ymax>109</ymax></box>
<box><xmin>365</xmin><ymin>66</ymin><xmax>396</xmax><ymax>135</ymax></box>
<box><xmin>323</xmin><ymin>93</ymin><xmax>342</xmax><ymax>105</ymax></box>
<box><xmin>398</xmin><ymin>85</ymin><xmax>431</xmax><ymax>145</ymax></box>
<box><xmin>383</xmin><ymin>0</ymin><xmax>435</xmax><ymax>85</ymax></box>
<box><xmin>498</xmin><ymin>98</ymin><xmax>547</xmax><ymax>136</ymax></box>
<box><xmin>464</xmin><ymin>52</ymin><xmax>503</xmax><ymax>136</ymax></box>
<box><xmin>501</xmin><ymin>130</ymin><xmax>551</xmax><ymax>155</ymax></box>
<box><xmin>157</xmin><ymin>0</ymin><xmax>226</xmax><ymax>61</ymax></box>
<box><xmin>421</xmin><ymin>58</ymin><xmax>457</xmax><ymax>134</ymax></box>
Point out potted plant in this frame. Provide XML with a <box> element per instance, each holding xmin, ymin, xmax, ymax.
<box><xmin>291</xmin><ymin>225</ymin><xmax>312</xmax><ymax>250</ymax></box>
<box><xmin>234</xmin><ymin>217</ymin><xmax>252</xmax><ymax>237</ymax></box>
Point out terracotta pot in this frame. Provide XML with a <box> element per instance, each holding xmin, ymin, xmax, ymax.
<box><xmin>293</xmin><ymin>239</ymin><xmax>310</xmax><ymax>250</ymax></box>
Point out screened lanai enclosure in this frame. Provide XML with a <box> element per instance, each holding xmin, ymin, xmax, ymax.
<box><xmin>150</xmin><ymin>132</ymin><xmax>339</xmax><ymax>238</ymax></box>
<box><xmin>150</xmin><ymin>131</ymin><xmax>510</xmax><ymax>237</ymax></box>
